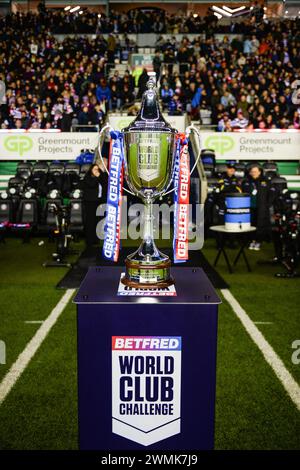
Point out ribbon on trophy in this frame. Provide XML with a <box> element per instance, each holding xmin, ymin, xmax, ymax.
<box><xmin>103</xmin><ymin>130</ymin><xmax>124</xmax><ymax>262</ymax></box>
<box><xmin>173</xmin><ymin>133</ymin><xmax>190</xmax><ymax>263</ymax></box>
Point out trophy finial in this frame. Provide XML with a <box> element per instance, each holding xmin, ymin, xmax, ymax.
<box><xmin>147</xmin><ymin>71</ymin><xmax>156</xmax><ymax>89</ymax></box>
<box><xmin>147</xmin><ymin>79</ymin><xmax>155</xmax><ymax>90</ymax></box>
<box><xmin>123</xmin><ymin>71</ymin><xmax>175</xmax><ymax>131</ymax></box>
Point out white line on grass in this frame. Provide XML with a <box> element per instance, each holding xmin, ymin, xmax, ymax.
<box><xmin>254</xmin><ymin>321</ymin><xmax>273</xmax><ymax>325</ymax></box>
<box><xmin>0</xmin><ymin>288</ymin><xmax>75</xmax><ymax>406</ymax></box>
<box><xmin>221</xmin><ymin>288</ymin><xmax>300</xmax><ymax>411</ymax></box>
<box><xmin>24</xmin><ymin>321</ymin><xmax>44</xmax><ymax>324</ymax></box>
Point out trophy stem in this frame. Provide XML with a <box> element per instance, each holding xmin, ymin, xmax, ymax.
<box><xmin>121</xmin><ymin>194</ymin><xmax>174</xmax><ymax>288</ymax></box>
<box><xmin>142</xmin><ymin>193</ymin><xmax>155</xmax><ymax>258</ymax></box>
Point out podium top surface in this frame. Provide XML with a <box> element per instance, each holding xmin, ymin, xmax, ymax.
<box><xmin>210</xmin><ymin>225</ymin><xmax>257</xmax><ymax>234</ymax></box>
<box><xmin>73</xmin><ymin>267</ymin><xmax>221</xmax><ymax>305</ymax></box>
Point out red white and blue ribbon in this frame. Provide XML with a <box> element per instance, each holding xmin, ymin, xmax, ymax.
<box><xmin>103</xmin><ymin>130</ymin><xmax>124</xmax><ymax>262</ymax></box>
<box><xmin>173</xmin><ymin>133</ymin><xmax>190</xmax><ymax>263</ymax></box>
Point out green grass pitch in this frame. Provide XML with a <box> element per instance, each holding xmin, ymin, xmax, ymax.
<box><xmin>0</xmin><ymin>237</ymin><xmax>299</xmax><ymax>449</ymax></box>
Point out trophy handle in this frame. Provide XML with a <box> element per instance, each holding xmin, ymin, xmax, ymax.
<box><xmin>185</xmin><ymin>124</ymin><xmax>202</xmax><ymax>176</ymax></box>
<box><xmin>97</xmin><ymin>124</ymin><xmax>135</xmax><ymax>196</ymax></box>
<box><xmin>161</xmin><ymin>124</ymin><xmax>202</xmax><ymax>198</ymax></box>
<box><xmin>97</xmin><ymin>123</ymin><xmax>112</xmax><ymax>175</ymax></box>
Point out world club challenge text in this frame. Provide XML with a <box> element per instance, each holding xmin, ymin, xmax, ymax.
<box><xmin>112</xmin><ymin>336</ymin><xmax>182</xmax><ymax>417</ymax></box>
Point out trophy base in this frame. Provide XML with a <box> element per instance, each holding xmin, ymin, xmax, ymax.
<box><xmin>121</xmin><ymin>258</ymin><xmax>174</xmax><ymax>289</ymax></box>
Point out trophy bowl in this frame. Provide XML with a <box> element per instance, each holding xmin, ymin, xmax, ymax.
<box><xmin>123</xmin><ymin>130</ymin><xmax>176</xmax><ymax>200</ymax></box>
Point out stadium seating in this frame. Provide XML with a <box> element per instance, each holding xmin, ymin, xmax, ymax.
<box><xmin>234</xmin><ymin>163</ymin><xmax>246</xmax><ymax>179</ymax></box>
<box><xmin>215</xmin><ymin>164</ymin><xmax>228</xmax><ymax>178</ymax></box>
<box><xmin>64</xmin><ymin>163</ymin><xmax>81</xmax><ymax>195</ymax></box>
<box><xmin>263</xmin><ymin>163</ymin><xmax>279</xmax><ymax>180</ymax></box>
<box><xmin>69</xmin><ymin>190</ymin><xmax>84</xmax><ymax>236</ymax></box>
<box><xmin>9</xmin><ymin>191</ymin><xmax>39</xmax><ymax>242</ymax></box>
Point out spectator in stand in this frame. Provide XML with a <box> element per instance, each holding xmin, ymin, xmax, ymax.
<box><xmin>161</xmin><ymin>84</ymin><xmax>174</xmax><ymax>109</ymax></box>
<box><xmin>153</xmin><ymin>51</ymin><xmax>162</xmax><ymax>81</ymax></box>
<box><xmin>137</xmin><ymin>69</ymin><xmax>149</xmax><ymax>99</ymax></box>
<box><xmin>218</xmin><ymin>113</ymin><xmax>233</xmax><ymax>132</ymax></box>
<box><xmin>243</xmin><ymin>37</ymin><xmax>253</xmax><ymax>55</ymax></box>
<box><xmin>122</xmin><ymin>70</ymin><xmax>135</xmax><ymax>92</ymax></box>
<box><xmin>109</xmin><ymin>83</ymin><xmax>121</xmax><ymax>111</ymax></box>
<box><xmin>163</xmin><ymin>47</ymin><xmax>176</xmax><ymax>75</ymax></box>
<box><xmin>78</xmin><ymin>106</ymin><xmax>91</xmax><ymax>131</ymax></box>
<box><xmin>109</xmin><ymin>71</ymin><xmax>121</xmax><ymax>89</ymax></box>
<box><xmin>237</xmin><ymin>95</ymin><xmax>249</xmax><ymax>117</ymax></box>
<box><xmin>107</xmin><ymin>33</ymin><xmax>116</xmax><ymax>63</ymax></box>
<box><xmin>251</xmin><ymin>35</ymin><xmax>260</xmax><ymax>54</ymax></box>
<box><xmin>120</xmin><ymin>84</ymin><xmax>135</xmax><ymax>109</ymax></box>
<box><xmin>96</xmin><ymin>79</ymin><xmax>111</xmax><ymax>108</ymax></box>
<box><xmin>168</xmin><ymin>94</ymin><xmax>183</xmax><ymax>115</ymax></box>
<box><xmin>221</xmin><ymin>91</ymin><xmax>237</xmax><ymax>109</ymax></box>
<box><xmin>293</xmin><ymin>110</ymin><xmax>300</xmax><ymax>129</ymax></box>
<box><xmin>231</xmin><ymin>110</ymin><xmax>249</xmax><ymax>129</ymax></box>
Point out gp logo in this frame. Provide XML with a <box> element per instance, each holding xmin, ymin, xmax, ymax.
<box><xmin>4</xmin><ymin>136</ymin><xmax>33</xmax><ymax>156</ymax></box>
<box><xmin>204</xmin><ymin>135</ymin><xmax>234</xmax><ymax>155</ymax></box>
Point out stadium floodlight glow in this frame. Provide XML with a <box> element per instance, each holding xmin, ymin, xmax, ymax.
<box><xmin>222</xmin><ymin>6</ymin><xmax>246</xmax><ymax>14</ymax></box>
<box><xmin>64</xmin><ymin>5</ymin><xmax>71</xmax><ymax>11</ymax></box>
<box><xmin>212</xmin><ymin>6</ymin><xmax>232</xmax><ymax>17</ymax></box>
<box><xmin>98</xmin><ymin>14</ymin><xmax>101</xmax><ymax>18</ymax></box>
<box><xmin>72</xmin><ymin>189</ymin><xmax>81</xmax><ymax>199</ymax></box>
<box><xmin>0</xmin><ymin>191</ymin><xmax>8</xmax><ymax>200</ymax></box>
<box><xmin>285</xmin><ymin>10</ymin><xmax>288</xmax><ymax>14</ymax></box>
<box><xmin>214</xmin><ymin>12</ymin><xmax>222</xmax><ymax>19</ymax></box>
<box><xmin>79</xmin><ymin>10</ymin><xmax>83</xmax><ymax>14</ymax></box>
<box><xmin>49</xmin><ymin>190</ymin><xmax>59</xmax><ymax>199</ymax></box>
<box><xmin>70</xmin><ymin>6</ymin><xmax>80</xmax><ymax>13</ymax></box>
<box><xmin>193</xmin><ymin>14</ymin><xmax>198</xmax><ymax>18</ymax></box>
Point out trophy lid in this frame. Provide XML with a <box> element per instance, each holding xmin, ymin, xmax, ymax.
<box><xmin>123</xmin><ymin>75</ymin><xmax>176</xmax><ymax>133</ymax></box>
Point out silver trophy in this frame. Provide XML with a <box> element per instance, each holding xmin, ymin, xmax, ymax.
<box><xmin>98</xmin><ymin>75</ymin><xmax>201</xmax><ymax>288</ymax></box>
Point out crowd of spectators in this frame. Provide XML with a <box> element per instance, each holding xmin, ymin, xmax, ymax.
<box><xmin>0</xmin><ymin>12</ymin><xmax>137</xmax><ymax>130</ymax></box>
<box><xmin>156</xmin><ymin>18</ymin><xmax>300</xmax><ymax>129</ymax></box>
<box><xmin>0</xmin><ymin>8</ymin><xmax>300</xmax><ymax>131</ymax></box>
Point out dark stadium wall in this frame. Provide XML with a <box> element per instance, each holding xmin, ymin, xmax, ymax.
<box><xmin>91</xmin><ymin>2</ymin><xmax>274</xmax><ymax>19</ymax></box>
<box><xmin>8</xmin><ymin>1</ymin><xmax>287</xmax><ymax>19</ymax></box>
<box><xmin>112</xmin><ymin>2</ymin><xmax>282</xmax><ymax>19</ymax></box>
<box><xmin>116</xmin><ymin>1</ymin><xmax>284</xmax><ymax>20</ymax></box>
<box><xmin>111</xmin><ymin>4</ymin><xmax>188</xmax><ymax>15</ymax></box>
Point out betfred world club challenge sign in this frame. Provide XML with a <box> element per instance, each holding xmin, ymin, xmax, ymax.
<box><xmin>112</xmin><ymin>336</ymin><xmax>182</xmax><ymax>446</ymax></box>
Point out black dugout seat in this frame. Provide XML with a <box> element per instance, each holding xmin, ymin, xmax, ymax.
<box><xmin>10</xmin><ymin>191</ymin><xmax>39</xmax><ymax>242</ymax></box>
<box><xmin>263</xmin><ymin>162</ymin><xmax>278</xmax><ymax>180</ymax></box>
<box><xmin>29</xmin><ymin>162</ymin><xmax>49</xmax><ymax>196</ymax></box>
<box><xmin>64</xmin><ymin>163</ymin><xmax>81</xmax><ymax>195</ymax></box>
<box><xmin>47</xmin><ymin>162</ymin><xmax>65</xmax><ymax>193</ymax></box>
